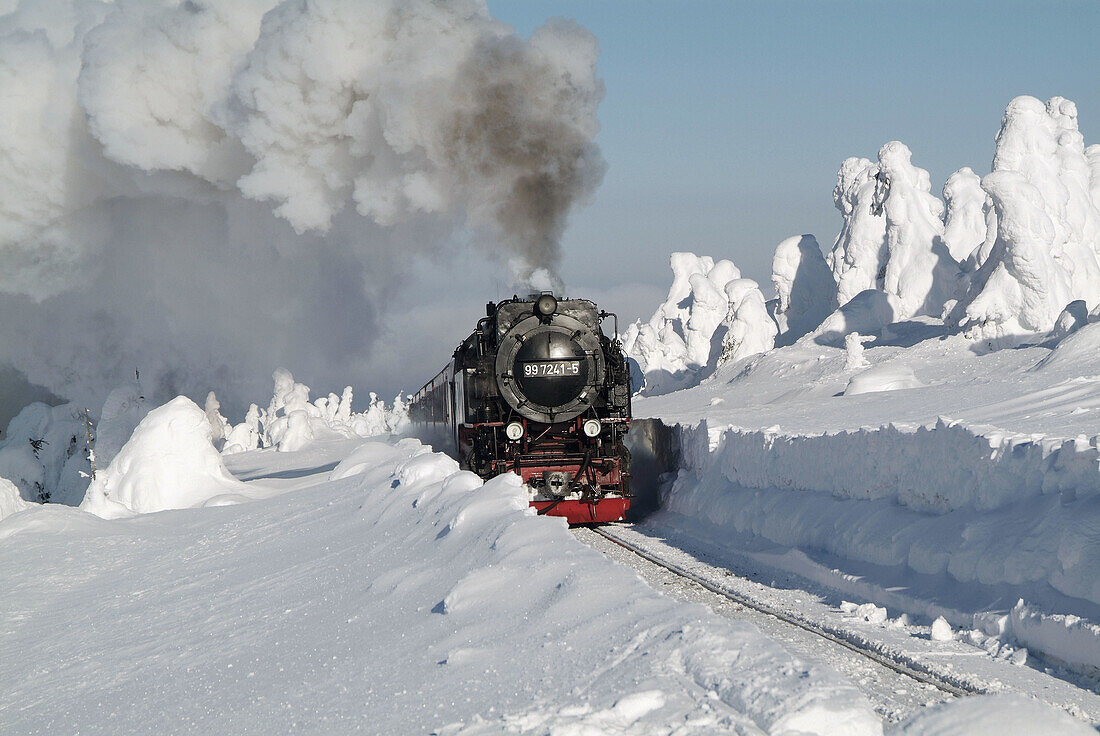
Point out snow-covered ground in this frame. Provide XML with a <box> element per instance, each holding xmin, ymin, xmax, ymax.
<box><xmin>4</xmin><ymin>411</ymin><xmax>893</xmax><ymax>734</ymax></box>
<box><xmin>635</xmin><ymin>324</ymin><xmax>1100</xmax><ymax>687</ymax></box>
<box><xmin>3</xmin><ymin>385</ymin><xmax>1095</xmax><ymax>733</ymax></box>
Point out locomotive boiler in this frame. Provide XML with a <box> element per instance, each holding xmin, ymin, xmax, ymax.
<box><xmin>410</xmin><ymin>294</ymin><xmax>632</xmax><ymax>523</ymax></box>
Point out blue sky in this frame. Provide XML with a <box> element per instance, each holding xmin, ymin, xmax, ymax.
<box><xmin>488</xmin><ymin>1</ymin><xmax>1099</xmax><ymax>297</ymax></box>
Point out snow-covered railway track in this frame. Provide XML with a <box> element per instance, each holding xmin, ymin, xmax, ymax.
<box><xmin>581</xmin><ymin>524</ymin><xmax>978</xmax><ymax>700</ymax></box>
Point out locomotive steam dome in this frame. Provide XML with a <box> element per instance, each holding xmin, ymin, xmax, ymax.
<box><xmin>494</xmin><ymin>300</ymin><xmax>605</xmax><ymax>424</ymax></box>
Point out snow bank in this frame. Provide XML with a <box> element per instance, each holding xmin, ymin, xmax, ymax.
<box><xmin>0</xmin><ymin>476</ymin><xmax>31</xmax><ymax>521</ymax></box>
<box><xmin>674</xmin><ymin>416</ymin><xmax>1100</xmax><ymax>516</ymax></box>
<box><xmin>2</xmin><ymin>435</ymin><xmax>881</xmax><ymax>735</ymax></box>
<box><xmin>890</xmin><ymin>693</ymin><xmax>1095</xmax><ymax>735</ymax></box>
<box><xmin>658</xmin><ymin>416</ymin><xmax>1100</xmax><ymax>672</ymax></box>
<box><xmin>1036</xmin><ymin>319</ymin><xmax>1100</xmax><ymax>373</ymax></box>
<box><xmin>80</xmin><ymin>396</ymin><xmax>248</xmax><ymax>518</ymax></box>
<box><xmin>844</xmin><ymin>364</ymin><xmax>923</xmax><ymax>395</ymax></box>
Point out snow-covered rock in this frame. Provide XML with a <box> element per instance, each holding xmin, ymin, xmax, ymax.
<box><xmin>810</xmin><ymin>289</ymin><xmax>901</xmax><ymax>346</ymax></box>
<box><xmin>890</xmin><ymin>693</ymin><xmax>1094</xmax><ymax>735</ymax></box>
<box><xmin>1034</xmin><ymin>319</ymin><xmax>1100</xmax><ymax>373</ymax></box>
<box><xmin>930</xmin><ymin>616</ymin><xmax>954</xmax><ymax>642</ymax></box>
<box><xmin>1050</xmin><ymin>299</ymin><xmax>1089</xmax><ymax>341</ymax></box>
<box><xmin>80</xmin><ymin>396</ymin><xmax>248</xmax><ymax>518</ymax></box>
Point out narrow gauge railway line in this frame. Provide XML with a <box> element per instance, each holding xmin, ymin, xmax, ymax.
<box><xmin>575</xmin><ymin>524</ymin><xmax>983</xmax><ymax>721</ymax></box>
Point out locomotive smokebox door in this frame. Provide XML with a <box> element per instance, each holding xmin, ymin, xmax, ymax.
<box><xmin>515</xmin><ymin>331</ymin><xmax>589</xmax><ymax>407</ymax></box>
<box><xmin>494</xmin><ymin>312</ymin><xmax>606</xmax><ymax>425</ymax></box>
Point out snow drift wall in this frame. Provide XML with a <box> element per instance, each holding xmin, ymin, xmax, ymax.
<box><xmin>658</xmin><ymin>416</ymin><xmax>1100</xmax><ymax>673</ymax></box>
<box><xmin>676</xmin><ymin>418</ymin><xmax>1100</xmax><ymax>515</ymax></box>
<box><xmin>0</xmin><ymin>0</ymin><xmax>604</xmax><ymax>414</ymax></box>
<box><xmin>0</xmin><ymin>476</ymin><xmax>32</xmax><ymax>522</ymax></box>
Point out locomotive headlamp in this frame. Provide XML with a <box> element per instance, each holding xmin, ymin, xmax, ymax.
<box><xmin>505</xmin><ymin>421</ymin><xmax>525</xmax><ymax>441</ymax></box>
<box><xmin>534</xmin><ymin>294</ymin><xmax>558</xmax><ymax>317</ymax></box>
<box><xmin>582</xmin><ymin>418</ymin><xmax>602</xmax><ymax>437</ymax></box>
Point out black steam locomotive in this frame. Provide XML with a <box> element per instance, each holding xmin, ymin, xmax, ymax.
<box><xmin>410</xmin><ymin>294</ymin><xmax>632</xmax><ymax>523</ymax></box>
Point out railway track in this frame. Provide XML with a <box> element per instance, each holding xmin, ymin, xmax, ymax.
<box><xmin>577</xmin><ymin>524</ymin><xmax>983</xmax><ymax>712</ymax></box>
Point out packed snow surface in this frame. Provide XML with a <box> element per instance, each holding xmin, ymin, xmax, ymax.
<box><xmin>2</xmin><ymin>429</ymin><xmax>889</xmax><ymax>735</ymax></box>
<box><xmin>892</xmin><ymin>694</ymin><xmax>1094</xmax><ymax>735</ymax></box>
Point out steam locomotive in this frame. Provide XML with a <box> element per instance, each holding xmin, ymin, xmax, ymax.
<box><xmin>410</xmin><ymin>294</ymin><xmax>632</xmax><ymax>523</ymax></box>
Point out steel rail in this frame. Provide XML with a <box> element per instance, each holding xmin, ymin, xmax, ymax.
<box><xmin>585</xmin><ymin>525</ymin><xmax>983</xmax><ymax>699</ymax></box>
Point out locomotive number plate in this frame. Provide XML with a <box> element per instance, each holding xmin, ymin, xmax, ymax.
<box><xmin>522</xmin><ymin>361</ymin><xmax>580</xmax><ymax>377</ymax></box>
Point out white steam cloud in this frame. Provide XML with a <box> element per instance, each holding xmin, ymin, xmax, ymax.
<box><xmin>0</xmin><ymin>0</ymin><xmax>605</xmax><ymax>412</ymax></box>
